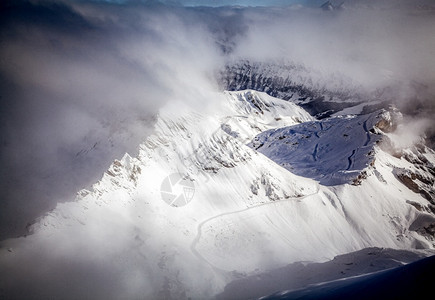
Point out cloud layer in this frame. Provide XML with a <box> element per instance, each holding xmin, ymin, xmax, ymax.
<box><xmin>0</xmin><ymin>0</ymin><xmax>224</xmax><ymax>238</ymax></box>
<box><xmin>1</xmin><ymin>0</ymin><xmax>435</xmax><ymax>240</ymax></box>
<box><xmin>0</xmin><ymin>1</ymin><xmax>434</xmax><ymax>299</ymax></box>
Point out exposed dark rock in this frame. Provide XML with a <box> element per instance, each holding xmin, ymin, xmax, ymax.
<box><xmin>352</xmin><ymin>171</ymin><xmax>368</xmax><ymax>186</ymax></box>
<box><xmin>220</xmin><ymin>61</ymin><xmax>365</xmax><ymax>118</ymax></box>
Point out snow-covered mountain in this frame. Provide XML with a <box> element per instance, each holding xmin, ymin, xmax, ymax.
<box><xmin>216</xmin><ymin>247</ymin><xmax>431</xmax><ymax>300</ymax></box>
<box><xmin>259</xmin><ymin>251</ymin><xmax>435</xmax><ymax>300</ymax></box>
<box><xmin>0</xmin><ymin>89</ymin><xmax>434</xmax><ymax>299</ymax></box>
<box><xmin>221</xmin><ymin>61</ymin><xmax>379</xmax><ymax>118</ymax></box>
<box><xmin>248</xmin><ymin>112</ymin><xmax>383</xmax><ymax>186</ymax></box>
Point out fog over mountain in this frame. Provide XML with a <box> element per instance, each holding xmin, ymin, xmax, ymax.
<box><xmin>0</xmin><ymin>0</ymin><xmax>434</xmax><ymax>299</ymax></box>
<box><xmin>1</xmin><ymin>0</ymin><xmax>434</xmax><ymax>239</ymax></box>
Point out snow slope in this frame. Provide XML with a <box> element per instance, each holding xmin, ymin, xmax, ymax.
<box><xmin>221</xmin><ymin>61</ymin><xmax>371</xmax><ymax>118</ymax></box>
<box><xmin>216</xmin><ymin>247</ymin><xmax>432</xmax><ymax>300</ymax></box>
<box><xmin>0</xmin><ymin>90</ymin><xmax>434</xmax><ymax>299</ymax></box>
<box><xmin>260</xmin><ymin>252</ymin><xmax>435</xmax><ymax>300</ymax></box>
<box><xmin>248</xmin><ymin>113</ymin><xmax>383</xmax><ymax>185</ymax></box>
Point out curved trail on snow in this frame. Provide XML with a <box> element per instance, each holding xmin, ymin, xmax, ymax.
<box><xmin>190</xmin><ymin>185</ymin><xmax>321</xmax><ymax>272</ymax></box>
<box><xmin>346</xmin><ymin>149</ymin><xmax>356</xmax><ymax>170</ymax></box>
<box><xmin>312</xmin><ymin>143</ymin><xmax>319</xmax><ymax>162</ymax></box>
<box><xmin>363</xmin><ymin>119</ymin><xmax>371</xmax><ymax>147</ymax></box>
<box><xmin>346</xmin><ymin>118</ymin><xmax>371</xmax><ymax>171</ymax></box>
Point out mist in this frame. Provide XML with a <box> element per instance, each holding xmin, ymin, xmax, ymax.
<box><xmin>0</xmin><ymin>0</ymin><xmax>435</xmax><ymax>298</ymax></box>
<box><xmin>228</xmin><ymin>2</ymin><xmax>435</xmax><ymax>145</ymax></box>
<box><xmin>0</xmin><ymin>0</ymin><xmax>225</xmax><ymax>239</ymax></box>
<box><xmin>1</xmin><ymin>0</ymin><xmax>435</xmax><ymax>240</ymax></box>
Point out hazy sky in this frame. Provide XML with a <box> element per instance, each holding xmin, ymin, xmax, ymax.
<box><xmin>1</xmin><ymin>0</ymin><xmax>435</xmax><ymax>240</ymax></box>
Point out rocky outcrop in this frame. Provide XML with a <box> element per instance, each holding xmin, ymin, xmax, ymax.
<box><xmin>220</xmin><ymin>61</ymin><xmax>364</xmax><ymax>118</ymax></box>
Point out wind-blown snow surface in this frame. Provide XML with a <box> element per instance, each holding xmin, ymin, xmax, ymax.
<box><xmin>216</xmin><ymin>247</ymin><xmax>432</xmax><ymax>300</ymax></box>
<box><xmin>259</xmin><ymin>252</ymin><xmax>435</xmax><ymax>300</ymax></box>
<box><xmin>0</xmin><ymin>90</ymin><xmax>434</xmax><ymax>299</ymax></box>
<box><xmin>248</xmin><ymin>113</ymin><xmax>382</xmax><ymax>185</ymax></box>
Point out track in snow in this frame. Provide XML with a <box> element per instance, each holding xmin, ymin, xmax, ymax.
<box><xmin>312</xmin><ymin>144</ymin><xmax>319</xmax><ymax>162</ymax></box>
<box><xmin>248</xmin><ymin>113</ymin><xmax>382</xmax><ymax>186</ymax></box>
<box><xmin>363</xmin><ymin>119</ymin><xmax>371</xmax><ymax>147</ymax></box>
<box><xmin>346</xmin><ymin>149</ymin><xmax>356</xmax><ymax>170</ymax></box>
<box><xmin>190</xmin><ymin>186</ymin><xmax>320</xmax><ymax>271</ymax></box>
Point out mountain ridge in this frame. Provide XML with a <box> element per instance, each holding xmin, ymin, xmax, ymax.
<box><xmin>1</xmin><ymin>90</ymin><xmax>434</xmax><ymax>299</ymax></box>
